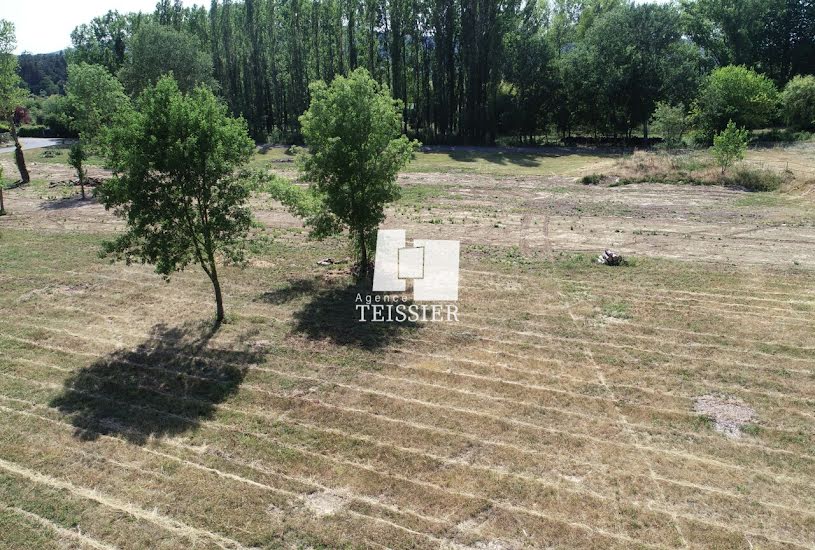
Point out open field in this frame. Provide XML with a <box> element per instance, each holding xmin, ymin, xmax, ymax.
<box><xmin>1</xmin><ymin>147</ymin><xmax>815</xmax><ymax>548</ymax></box>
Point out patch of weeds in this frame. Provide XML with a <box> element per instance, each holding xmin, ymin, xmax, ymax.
<box><xmin>741</xmin><ymin>423</ymin><xmax>761</xmax><ymax>436</ymax></box>
<box><xmin>692</xmin><ymin>414</ymin><xmax>716</xmax><ymax>431</ymax></box>
<box><xmin>601</xmin><ymin>301</ymin><xmax>631</xmax><ymax>319</ymax></box>
<box><xmin>398</xmin><ymin>184</ymin><xmax>447</xmax><ymax>207</ymax></box>
<box><xmin>723</xmin><ymin>167</ymin><xmax>784</xmax><ymax>192</ymax></box>
<box><xmin>555</xmin><ymin>252</ymin><xmax>594</xmax><ymax>269</ymax></box>
<box><xmin>734</xmin><ymin>193</ymin><xmax>785</xmax><ymax>207</ymax></box>
<box><xmin>496</xmin><ymin>246</ymin><xmax>536</xmax><ymax>267</ymax></box>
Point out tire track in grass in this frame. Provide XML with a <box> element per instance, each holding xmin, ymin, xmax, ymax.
<box><xmin>0</xmin><ymin>503</ymin><xmax>118</xmax><ymax>550</ymax></box>
<box><xmin>4</xmin><ymin>360</ymin><xmax>815</xmax><ymax>536</ymax></box>
<box><xmin>4</xmin><ymin>328</ymin><xmax>815</xmax><ymax>491</ymax></box>
<box><xmin>0</xmin><ymin>458</ymin><xmax>249</xmax><ymax>550</ymax></box>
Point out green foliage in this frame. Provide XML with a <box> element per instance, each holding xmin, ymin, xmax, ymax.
<box><xmin>68</xmin><ymin>143</ymin><xmax>87</xmax><ymax>179</ymax></box>
<box><xmin>65</xmin><ymin>63</ymin><xmax>131</xmax><ymax>149</ymax></box>
<box><xmin>711</xmin><ymin>120</ymin><xmax>749</xmax><ymax>174</ymax></box>
<box><xmin>68</xmin><ymin>142</ymin><xmax>88</xmax><ymax>199</ymax></box>
<box><xmin>68</xmin><ymin>10</ymin><xmax>135</xmax><ymax>74</ymax></box>
<box><xmin>292</xmin><ymin>68</ymin><xmax>418</xmax><ymax>270</ymax></box>
<box><xmin>581</xmin><ymin>174</ymin><xmax>603</xmax><ymax>185</ymax></box>
<box><xmin>0</xmin><ymin>19</ymin><xmax>31</xmax><ymax>183</ymax></box>
<box><xmin>0</xmin><ymin>20</ymin><xmax>26</xmax><ymax>123</ymax></box>
<box><xmin>650</xmin><ymin>102</ymin><xmax>689</xmax><ymax>148</ymax></box>
<box><xmin>98</xmin><ymin>76</ymin><xmax>255</xmax><ymax>323</ymax></box>
<box><xmin>118</xmin><ymin>23</ymin><xmax>217</xmax><ymax>96</ymax></box>
<box><xmin>563</xmin><ymin>3</ymin><xmax>705</xmax><ymax>138</ymax></box>
<box><xmin>16</xmin><ymin>125</ymin><xmax>50</xmax><ymax>138</ymax></box>
<box><xmin>723</xmin><ymin>167</ymin><xmax>783</xmax><ymax>192</ymax></box>
<box><xmin>60</xmin><ymin>0</ymin><xmax>813</xmax><ymax>144</ymax></box>
<box><xmin>40</xmin><ymin>94</ymin><xmax>75</xmax><ymax>137</ymax></box>
<box><xmin>693</xmin><ymin>66</ymin><xmax>779</xmax><ymax>141</ymax></box>
<box><xmin>781</xmin><ymin>75</ymin><xmax>815</xmax><ymax>131</ymax></box>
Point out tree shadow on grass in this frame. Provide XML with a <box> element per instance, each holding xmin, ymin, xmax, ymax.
<box><xmin>40</xmin><ymin>196</ymin><xmax>94</xmax><ymax>210</ymax></box>
<box><xmin>49</xmin><ymin>322</ymin><xmax>265</xmax><ymax>445</ymax></box>
<box><xmin>447</xmin><ymin>149</ymin><xmax>542</xmax><ymax>167</ymax></box>
<box><xmin>260</xmin><ymin>278</ymin><xmax>421</xmax><ymax>351</ymax></box>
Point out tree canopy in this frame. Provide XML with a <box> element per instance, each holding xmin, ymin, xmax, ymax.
<box><xmin>118</xmin><ymin>23</ymin><xmax>217</xmax><ymax>96</ymax></box>
<box><xmin>65</xmin><ymin>62</ymin><xmax>131</xmax><ymax>148</ymax></box>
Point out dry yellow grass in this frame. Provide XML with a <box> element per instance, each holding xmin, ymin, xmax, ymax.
<box><xmin>0</xmin><ymin>151</ymin><xmax>814</xmax><ymax>548</ymax></box>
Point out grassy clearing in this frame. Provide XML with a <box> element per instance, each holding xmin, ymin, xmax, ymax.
<box><xmin>406</xmin><ymin>149</ymin><xmax>614</xmax><ymax>176</ymax></box>
<box><xmin>0</xmin><ymin>220</ymin><xmax>814</xmax><ymax>548</ymax></box>
<box><xmin>1</xmin><ymin>142</ymin><xmax>814</xmax><ymax>547</ymax></box>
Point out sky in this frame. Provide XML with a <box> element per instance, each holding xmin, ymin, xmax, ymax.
<box><xmin>3</xmin><ymin>0</ymin><xmax>672</xmax><ymax>55</ymax></box>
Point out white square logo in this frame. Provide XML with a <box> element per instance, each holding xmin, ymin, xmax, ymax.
<box><xmin>373</xmin><ymin>230</ymin><xmax>459</xmax><ymax>301</ymax></box>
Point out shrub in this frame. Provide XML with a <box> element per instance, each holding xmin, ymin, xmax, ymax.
<box><xmin>781</xmin><ymin>75</ymin><xmax>815</xmax><ymax>131</ymax></box>
<box><xmin>650</xmin><ymin>102</ymin><xmax>688</xmax><ymax>148</ymax></box>
<box><xmin>711</xmin><ymin>121</ymin><xmax>749</xmax><ymax>174</ymax></box>
<box><xmin>723</xmin><ymin>167</ymin><xmax>783</xmax><ymax>192</ymax></box>
<box><xmin>581</xmin><ymin>174</ymin><xmax>603</xmax><ymax>185</ymax></box>
<box><xmin>693</xmin><ymin>66</ymin><xmax>778</xmax><ymax>141</ymax></box>
<box><xmin>17</xmin><ymin>124</ymin><xmax>51</xmax><ymax>137</ymax></box>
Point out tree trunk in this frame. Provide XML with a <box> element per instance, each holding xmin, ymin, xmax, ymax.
<box><xmin>0</xmin><ymin>187</ymin><xmax>5</xmax><ymax>216</ymax></box>
<box><xmin>9</xmin><ymin>123</ymin><xmax>30</xmax><ymax>184</ymax></box>
<box><xmin>80</xmin><ymin>180</ymin><xmax>86</xmax><ymax>200</ymax></box>
<box><xmin>207</xmin><ymin>257</ymin><xmax>225</xmax><ymax>325</ymax></box>
<box><xmin>358</xmin><ymin>227</ymin><xmax>368</xmax><ymax>281</ymax></box>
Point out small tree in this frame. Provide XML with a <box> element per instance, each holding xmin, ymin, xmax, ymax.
<box><xmin>650</xmin><ymin>102</ymin><xmax>688</xmax><ymax>148</ymax></box>
<box><xmin>288</xmin><ymin>68</ymin><xmax>418</xmax><ymax>277</ymax></box>
<box><xmin>711</xmin><ymin>120</ymin><xmax>749</xmax><ymax>174</ymax></box>
<box><xmin>68</xmin><ymin>142</ymin><xmax>88</xmax><ymax>199</ymax></box>
<box><xmin>98</xmin><ymin>76</ymin><xmax>255</xmax><ymax>325</ymax></box>
<box><xmin>0</xmin><ymin>20</ymin><xmax>30</xmax><ymax>184</ymax></box>
<box><xmin>65</xmin><ymin>63</ymin><xmax>131</xmax><ymax>198</ymax></box>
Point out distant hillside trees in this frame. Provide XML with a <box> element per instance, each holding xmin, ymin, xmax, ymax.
<box><xmin>17</xmin><ymin>52</ymin><xmax>67</xmax><ymax>95</ymax></box>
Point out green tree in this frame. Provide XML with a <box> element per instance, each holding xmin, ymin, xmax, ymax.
<box><xmin>780</xmin><ymin>75</ymin><xmax>815</xmax><ymax>131</ymax></box>
<box><xmin>118</xmin><ymin>23</ymin><xmax>217</xmax><ymax>96</ymax></box>
<box><xmin>65</xmin><ymin>63</ymin><xmax>131</xmax><ymax>148</ymax></box>
<box><xmin>282</xmin><ymin>68</ymin><xmax>418</xmax><ymax>276</ymax></box>
<box><xmin>99</xmin><ymin>76</ymin><xmax>255</xmax><ymax>325</ymax></box>
<box><xmin>650</xmin><ymin>102</ymin><xmax>689</xmax><ymax>148</ymax></box>
<box><xmin>0</xmin><ymin>20</ymin><xmax>30</xmax><ymax>184</ymax></box>
<box><xmin>68</xmin><ymin>143</ymin><xmax>88</xmax><ymax>200</ymax></box>
<box><xmin>693</xmin><ymin>65</ymin><xmax>779</xmax><ymax>141</ymax></box>
<box><xmin>711</xmin><ymin>120</ymin><xmax>749</xmax><ymax>174</ymax></box>
<box><xmin>68</xmin><ymin>11</ymin><xmax>138</xmax><ymax>74</ymax></box>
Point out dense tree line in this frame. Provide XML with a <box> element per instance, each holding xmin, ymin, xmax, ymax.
<box><xmin>54</xmin><ymin>0</ymin><xmax>815</xmax><ymax>144</ymax></box>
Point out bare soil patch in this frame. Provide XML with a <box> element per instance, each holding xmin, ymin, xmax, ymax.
<box><xmin>694</xmin><ymin>394</ymin><xmax>757</xmax><ymax>438</ymax></box>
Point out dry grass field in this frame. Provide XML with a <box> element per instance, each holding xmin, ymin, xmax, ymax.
<box><xmin>1</xmin><ymin>145</ymin><xmax>814</xmax><ymax>549</ymax></box>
